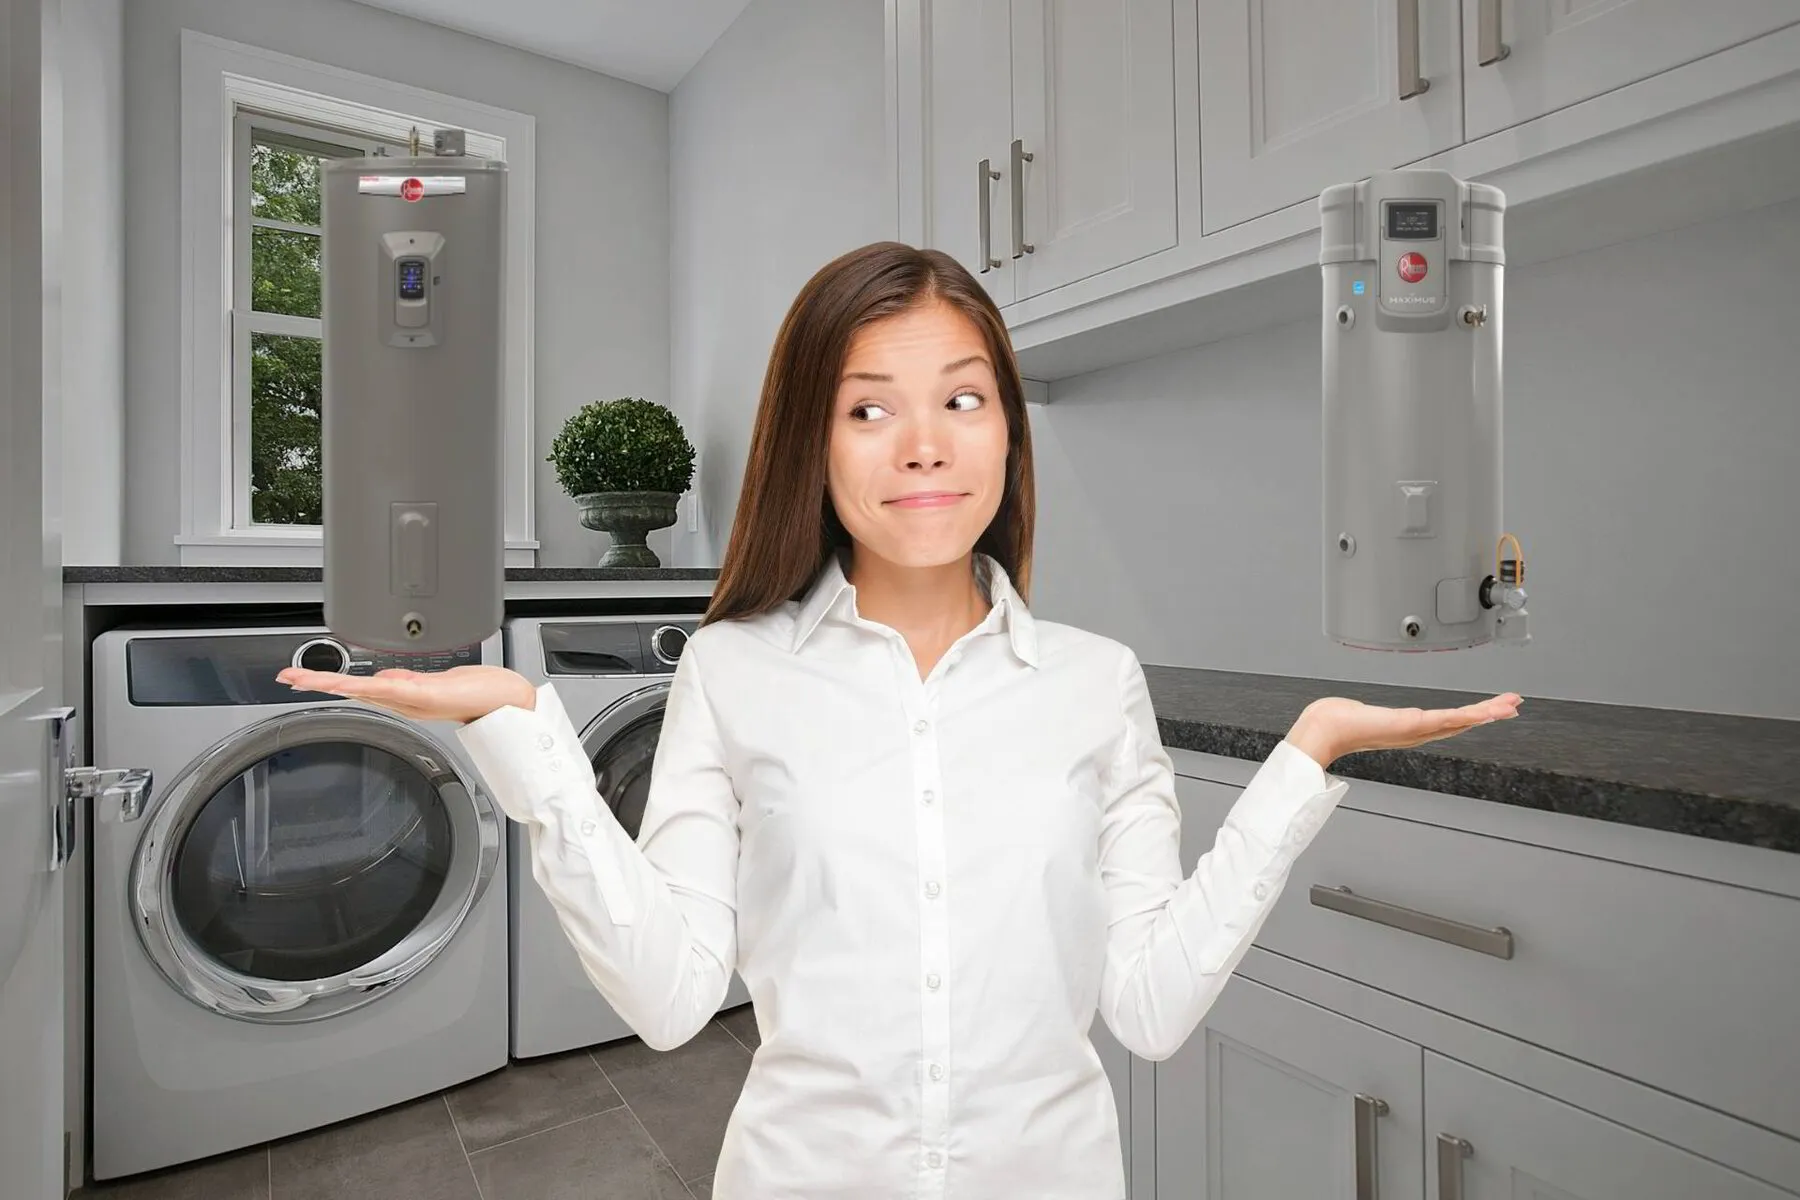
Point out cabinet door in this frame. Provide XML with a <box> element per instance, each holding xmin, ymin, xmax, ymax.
<box><xmin>1008</xmin><ymin>0</ymin><xmax>1179</xmax><ymax>300</ymax></box>
<box><xmin>1156</xmin><ymin>975</ymin><xmax>1426</xmax><ymax>1200</ymax></box>
<box><xmin>924</xmin><ymin>0</ymin><xmax>1016</xmax><ymax>306</ymax></box>
<box><xmin>1425</xmin><ymin>1053</ymin><xmax>1795</xmax><ymax>1200</ymax></box>
<box><xmin>1462</xmin><ymin>0</ymin><xmax>1800</xmax><ymax>141</ymax></box>
<box><xmin>1196</xmin><ymin>0</ymin><xmax>1462</xmax><ymax>234</ymax></box>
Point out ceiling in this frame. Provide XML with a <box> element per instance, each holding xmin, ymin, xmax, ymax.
<box><xmin>344</xmin><ymin>0</ymin><xmax>756</xmax><ymax>92</ymax></box>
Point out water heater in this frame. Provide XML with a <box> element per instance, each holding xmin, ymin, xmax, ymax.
<box><xmin>1319</xmin><ymin>168</ymin><xmax>1529</xmax><ymax>652</ymax></box>
<box><xmin>320</xmin><ymin>129</ymin><xmax>506</xmax><ymax>652</ymax></box>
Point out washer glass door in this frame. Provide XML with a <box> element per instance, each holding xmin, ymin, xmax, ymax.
<box><xmin>134</xmin><ymin>707</ymin><xmax>499</xmax><ymax>1022</ymax></box>
<box><xmin>582</xmin><ymin>685</ymin><xmax>671</xmax><ymax>841</ymax></box>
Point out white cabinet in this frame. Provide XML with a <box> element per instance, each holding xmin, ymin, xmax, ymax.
<box><xmin>1424</xmin><ymin>1054</ymin><xmax>1794</xmax><ymax>1200</ymax></box>
<box><xmin>1460</xmin><ymin>0</ymin><xmax>1800</xmax><ymax>141</ymax></box>
<box><xmin>915</xmin><ymin>0</ymin><xmax>1180</xmax><ymax>305</ymax></box>
<box><xmin>1195</xmin><ymin>0</ymin><xmax>1463</xmax><ymax>234</ymax></box>
<box><xmin>1156</xmin><ymin>976</ymin><xmax>1426</xmax><ymax>1199</ymax></box>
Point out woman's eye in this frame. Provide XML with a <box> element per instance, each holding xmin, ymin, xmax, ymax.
<box><xmin>948</xmin><ymin>390</ymin><xmax>984</xmax><ymax>411</ymax></box>
<box><xmin>848</xmin><ymin>402</ymin><xmax>892</xmax><ymax>422</ymax></box>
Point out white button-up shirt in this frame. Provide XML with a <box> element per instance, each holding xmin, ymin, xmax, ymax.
<box><xmin>456</xmin><ymin>552</ymin><xmax>1348</xmax><ymax>1199</ymax></box>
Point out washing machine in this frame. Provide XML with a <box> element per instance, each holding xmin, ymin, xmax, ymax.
<box><xmin>89</xmin><ymin>623</ymin><xmax>509</xmax><ymax>1180</ymax></box>
<box><xmin>504</xmin><ymin>614</ymin><xmax>750</xmax><ymax>1058</ymax></box>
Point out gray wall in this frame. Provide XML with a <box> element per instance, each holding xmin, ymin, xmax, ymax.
<box><xmin>1026</xmin><ymin>197</ymin><xmax>1800</xmax><ymax>721</ymax></box>
<box><xmin>667</xmin><ymin>0</ymin><xmax>892</xmax><ymax>568</ymax></box>
<box><xmin>120</xmin><ymin>0</ymin><xmax>671</xmax><ymax>567</ymax></box>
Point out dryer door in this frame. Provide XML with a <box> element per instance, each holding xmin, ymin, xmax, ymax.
<box><xmin>580</xmin><ymin>683</ymin><xmax>672</xmax><ymax>841</ymax></box>
<box><xmin>129</xmin><ymin>706</ymin><xmax>501</xmax><ymax>1023</ymax></box>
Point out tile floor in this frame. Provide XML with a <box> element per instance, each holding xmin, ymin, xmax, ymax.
<box><xmin>74</xmin><ymin>1002</ymin><xmax>761</xmax><ymax>1199</ymax></box>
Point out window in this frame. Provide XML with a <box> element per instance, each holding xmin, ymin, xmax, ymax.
<box><xmin>179</xmin><ymin>31</ymin><xmax>538</xmax><ymax>565</ymax></box>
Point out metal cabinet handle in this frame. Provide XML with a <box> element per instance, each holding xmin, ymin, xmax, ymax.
<box><xmin>1311</xmin><ymin>884</ymin><xmax>1514</xmax><ymax>959</ymax></box>
<box><xmin>977</xmin><ymin>158</ymin><xmax>1002</xmax><ymax>272</ymax></box>
<box><xmin>69</xmin><ymin>765</ymin><xmax>155</xmax><ymax>823</ymax></box>
<box><xmin>1010</xmin><ymin>138</ymin><xmax>1034</xmax><ymax>258</ymax></box>
<box><xmin>1437</xmin><ymin>1133</ymin><xmax>1473</xmax><ymax>1199</ymax></box>
<box><xmin>1398</xmin><ymin>0</ymin><xmax>1429</xmax><ymax>98</ymax></box>
<box><xmin>1477</xmin><ymin>0</ymin><xmax>1510</xmax><ymax>65</ymax></box>
<box><xmin>1354</xmin><ymin>1094</ymin><xmax>1390</xmax><ymax>1200</ymax></box>
<box><xmin>30</xmin><ymin>706</ymin><xmax>78</xmax><ymax>871</ymax></box>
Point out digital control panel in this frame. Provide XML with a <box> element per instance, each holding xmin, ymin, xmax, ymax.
<box><xmin>1385</xmin><ymin>201</ymin><xmax>1439</xmax><ymax>240</ymax></box>
<box><xmin>398</xmin><ymin>257</ymin><xmax>427</xmax><ymax>301</ymax></box>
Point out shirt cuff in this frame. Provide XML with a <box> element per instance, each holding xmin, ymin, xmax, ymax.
<box><xmin>1227</xmin><ymin>738</ymin><xmax>1350</xmax><ymax>858</ymax></box>
<box><xmin>454</xmin><ymin>682</ymin><xmax>587</xmax><ymax>826</ymax></box>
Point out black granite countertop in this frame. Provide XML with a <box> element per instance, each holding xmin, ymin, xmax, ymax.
<box><xmin>64</xmin><ymin>566</ymin><xmax>720</xmax><ymax>583</ymax></box>
<box><xmin>1144</xmin><ymin>666</ymin><xmax>1800</xmax><ymax>854</ymax></box>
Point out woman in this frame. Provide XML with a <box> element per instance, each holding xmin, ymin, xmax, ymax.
<box><xmin>280</xmin><ymin>241</ymin><xmax>1519</xmax><ymax>1199</ymax></box>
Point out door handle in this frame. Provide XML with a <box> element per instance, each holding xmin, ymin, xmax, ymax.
<box><xmin>1437</xmin><ymin>1133</ymin><xmax>1474</xmax><ymax>1199</ymax></box>
<box><xmin>30</xmin><ymin>706</ymin><xmax>78</xmax><ymax>871</ymax></box>
<box><xmin>1311</xmin><ymin>884</ymin><xmax>1514</xmax><ymax>959</ymax></box>
<box><xmin>1010</xmin><ymin>138</ymin><xmax>1034</xmax><ymax>258</ymax></box>
<box><xmin>1398</xmin><ymin>0</ymin><xmax>1429</xmax><ymax>99</ymax></box>
<box><xmin>1353</xmin><ymin>1094</ymin><xmax>1390</xmax><ymax>1200</ymax></box>
<box><xmin>1477</xmin><ymin>0</ymin><xmax>1509</xmax><ymax>65</ymax></box>
<box><xmin>977</xmin><ymin>158</ymin><xmax>1002</xmax><ymax>272</ymax></box>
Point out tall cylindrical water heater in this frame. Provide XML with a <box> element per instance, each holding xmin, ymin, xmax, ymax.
<box><xmin>320</xmin><ymin>140</ymin><xmax>506</xmax><ymax>652</ymax></box>
<box><xmin>1320</xmin><ymin>168</ymin><xmax>1529</xmax><ymax>652</ymax></box>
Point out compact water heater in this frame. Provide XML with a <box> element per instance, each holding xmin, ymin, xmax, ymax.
<box><xmin>1320</xmin><ymin>168</ymin><xmax>1530</xmax><ymax>652</ymax></box>
<box><xmin>320</xmin><ymin>129</ymin><xmax>506</xmax><ymax>653</ymax></box>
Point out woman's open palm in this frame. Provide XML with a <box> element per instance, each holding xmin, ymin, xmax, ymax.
<box><xmin>1308</xmin><ymin>691</ymin><xmax>1522</xmax><ymax>759</ymax></box>
<box><xmin>275</xmin><ymin>663</ymin><xmax>536</xmax><ymax>725</ymax></box>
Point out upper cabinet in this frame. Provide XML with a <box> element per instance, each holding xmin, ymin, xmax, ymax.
<box><xmin>889</xmin><ymin>0</ymin><xmax>1800</xmax><ymax>382</ymax></box>
<box><xmin>1197</xmin><ymin>0</ymin><xmax>1463</xmax><ymax>235</ymax></box>
<box><xmin>1460</xmin><ymin>0</ymin><xmax>1800</xmax><ymax>141</ymax></box>
<box><xmin>919</xmin><ymin>0</ymin><xmax>1182</xmax><ymax>305</ymax></box>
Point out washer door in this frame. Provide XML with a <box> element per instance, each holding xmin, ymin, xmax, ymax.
<box><xmin>580</xmin><ymin>684</ymin><xmax>671</xmax><ymax>841</ymax></box>
<box><xmin>130</xmin><ymin>707</ymin><xmax>501</xmax><ymax>1023</ymax></box>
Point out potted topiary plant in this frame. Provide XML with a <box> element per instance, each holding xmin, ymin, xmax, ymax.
<box><xmin>548</xmin><ymin>397</ymin><xmax>697</xmax><ymax>568</ymax></box>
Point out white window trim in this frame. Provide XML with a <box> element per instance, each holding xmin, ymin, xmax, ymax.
<box><xmin>178</xmin><ymin>29</ymin><xmax>539</xmax><ymax>566</ymax></box>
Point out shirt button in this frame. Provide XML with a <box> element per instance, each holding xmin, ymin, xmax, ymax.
<box><xmin>928</xmin><ymin>1152</ymin><xmax>943</xmax><ymax>1168</ymax></box>
<box><xmin>921</xmin><ymin>789</ymin><xmax>935</xmax><ymax>804</ymax></box>
<box><xmin>537</xmin><ymin>734</ymin><xmax>554</xmax><ymax>750</ymax></box>
<box><xmin>928</xmin><ymin>1062</ymin><xmax>944</xmax><ymax>1081</ymax></box>
<box><xmin>913</xmin><ymin>719</ymin><xmax>928</xmax><ymax>735</ymax></box>
<box><xmin>580</xmin><ymin>819</ymin><xmax>598</xmax><ymax>836</ymax></box>
<box><xmin>924</xmin><ymin>880</ymin><xmax>940</xmax><ymax>898</ymax></box>
<box><xmin>1253</xmin><ymin>881</ymin><xmax>1269</xmax><ymax>901</ymax></box>
<box><xmin>926</xmin><ymin>972</ymin><xmax>940</xmax><ymax>989</ymax></box>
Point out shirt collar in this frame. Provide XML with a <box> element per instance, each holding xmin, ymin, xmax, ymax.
<box><xmin>790</xmin><ymin>548</ymin><xmax>1038</xmax><ymax>668</ymax></box>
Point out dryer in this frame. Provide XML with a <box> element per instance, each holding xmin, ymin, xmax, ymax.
<box><xmin>504</xmin><ymin>614</ymin><xmax>750</xmax><ymax>1058</ymax></box>
<box><xmin>89</xmin><ymin>624</ymin><xmax>508</xmax><ymax>1180</ymax></box>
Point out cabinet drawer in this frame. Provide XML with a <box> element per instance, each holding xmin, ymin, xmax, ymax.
<box><xmin>1176</xmin><ymin>781</ymin><xmax>1800</xmax><ymax>1143</ymax></box>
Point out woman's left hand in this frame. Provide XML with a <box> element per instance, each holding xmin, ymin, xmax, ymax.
<box><xmin>1287</xmin><ymin>691</ymin><xmax>1522</xmax><ymax>769</ymax></box>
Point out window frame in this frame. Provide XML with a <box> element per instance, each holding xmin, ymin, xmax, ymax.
<box><xmin>178</xmin><ymin>30</ymin><xmax>539</xmax><ymax>565</ymax></box>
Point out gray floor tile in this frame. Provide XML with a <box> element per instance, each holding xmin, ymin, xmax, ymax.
<box><xmin>76</xmin><ymin>1148</ymin><xmax>269</xmax><ymax>1200</ymax></box>
<box><xmin>467</xmin><ymin>1106</ymin><xmax>692</xmax><ymax>1199</ymax></box>
<box><xmin>445</xmin><ymin>1050</ymin><xmax>624</xmax><ymax>1153</ymax></box>
<box><xmin>268</xmin><ymin>1095</ymin><xmax>478</xmax><ymax>1200</ymax></box>
<box><xmin>590</xmin><ymin>1023</ymin><xmax>750</xmax><ymax>1184</ymax></box>
<box><xmin>687</xmin><ymin>1172</ymin><xmax>714</xmax><ymax>1198</ymax></box>
<box><xmin>717</xmin><ymin>1002</ymin><xmax>759</xmax><ymax>1051</ymax></box>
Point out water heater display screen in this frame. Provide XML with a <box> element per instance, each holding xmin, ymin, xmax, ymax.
<box><xmin>1385</xmin><ymin>202</ymin><xmax>1438</xmax><ymax>240</ymax></box>
<box><xmin>398</xmin><ymin>258</ymin><xmax>426</xmax><ymax>300</ymax></box>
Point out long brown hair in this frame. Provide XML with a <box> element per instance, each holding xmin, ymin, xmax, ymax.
<box><xmin>703</xmin><ymin>241</ymin><xmax>1036</xmax><ymax>627</ymax></box>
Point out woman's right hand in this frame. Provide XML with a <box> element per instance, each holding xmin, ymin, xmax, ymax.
<box><xmin>276</xmin><ymin>663</ymin><xmax>537</xmax><ymax>726</ymax></box>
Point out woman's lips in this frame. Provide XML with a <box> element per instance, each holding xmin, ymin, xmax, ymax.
<box><xmin>885</xmin><ymin>491</ymin><xmax>966</xmax><ymax>509</ymax></box>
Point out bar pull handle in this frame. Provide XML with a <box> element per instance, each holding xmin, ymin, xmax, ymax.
<box><xmin>1398</xmin><ymin>0</ymin><xmax>1429</xmax><ymax>99</ymax></box>
<box><xmin>1310</xmin><ymin>884</ymin><xmax>1514</xmax><ymax>959</ymax></box>
<box><xmin>1354</xmin><ymin>1094</ymin><xmax>1390</xmax><ymax>1200</ymax></box>
<box><xmin>1437</xmin><ymin>1133</ymin><xmax>1474</xmax><ymax>1199</ymax></box>
<box><xmin>1477</xmin><ymin>0</ymin><xmax>1510</xmax><ymax>65</ymax></box>
<box><xmin>1010</xmin><ymin>138</ymin><xmax>1034</xmax><ymax>258</ymax></box>
<box><xmin>977</xmin><ymin>158</ymin><xmax>1002</xmax><ymax>272</ymax></box>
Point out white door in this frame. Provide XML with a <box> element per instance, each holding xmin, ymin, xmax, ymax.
<box><xmin>1</xmin><ymin>0</ymin><xmax>68</xmax><ymax>1196</ymax></box>
<box><xmin>923</xmin><ymin>0</ymin><xmax>1016</xmax><ymax>307</ymax></box>
<box><xmin>1196</xmin><ymin>0</ymin><xmax>1463</xmax><ymax>234</ymax></box>
<box><xmin>1009</xmin><ymin>0</ymin><xmax>1179</xmax><ymax>301</ymax></box>
<box><xmin>1461</xmin><ymin>0</ymin><xmax>1800</xmax><ymax>142</ymax></box>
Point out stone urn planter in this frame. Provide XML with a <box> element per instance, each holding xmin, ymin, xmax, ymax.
<box><xmin>549</xmin><ymin>397</ymin><xmax>696</xmax><ymax>569</ymax></box>
<box><xmin>575</xmin><ymin>491</ymin><xmax>682</xmax><ymax>568</ymax></box>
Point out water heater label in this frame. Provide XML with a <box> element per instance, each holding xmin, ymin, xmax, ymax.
<box><xmin>357</xmin><ymin>174</ymin><xmax>468</xmax><ymax>198</ymax></box>
<box><xmin>1397</xmin><ymin>252</ymin><xmax>1428</xmax><ymax>283</ymax></box>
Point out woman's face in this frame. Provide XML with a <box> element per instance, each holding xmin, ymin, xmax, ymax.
<box><xmin>827</xmin><ymin>299</ymin><xmax>1010</xmax><ymax>571</ymax></box>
